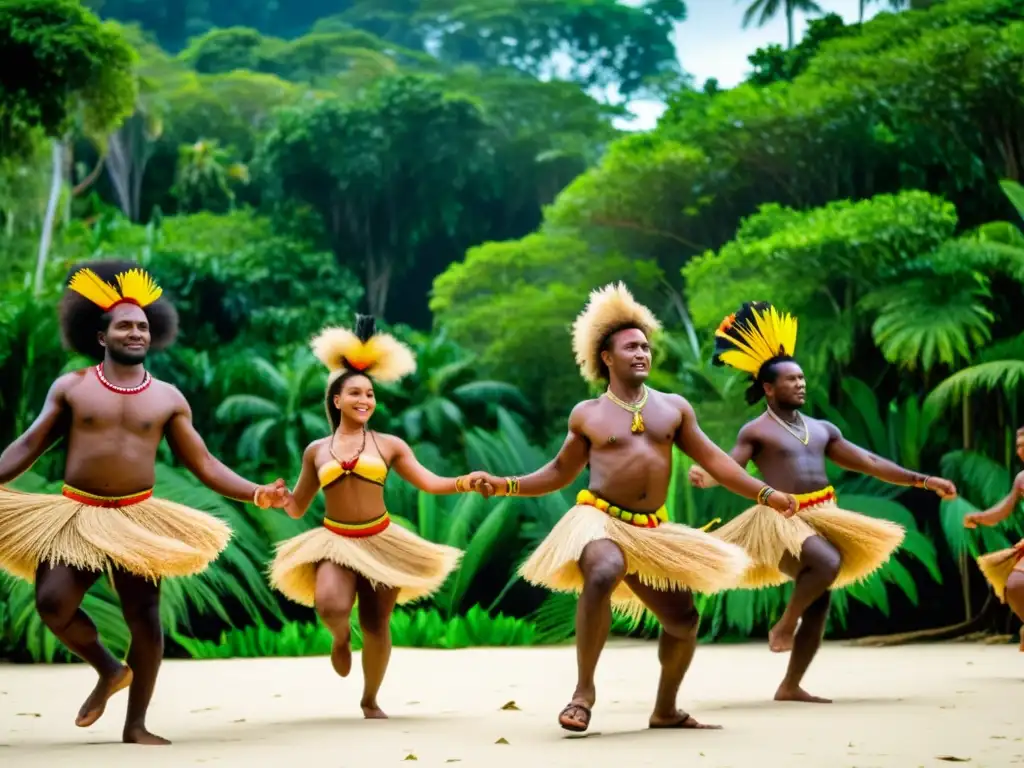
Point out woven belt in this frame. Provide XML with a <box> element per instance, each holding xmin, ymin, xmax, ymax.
<box><xmin>791</xmin><ymin>486</ymin><xmax>836</xmax><ymax>511</ymax></box>
<box><xmin>323</xmin><ymin>512</ymin><xmax>391</xmax><ymax>538</ymax></box>
<box><xmin>62</xmin><ymin>484</ymin><xmax>153</xmax><ymax>508</ymax></box>
<box><xmin>577</xmin><ymin>489</ymin><xmax>668</xmax><ymax>529</ymax></box>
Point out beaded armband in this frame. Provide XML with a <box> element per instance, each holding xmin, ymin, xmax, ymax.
<box><xmin>505</xmin><ymin>476</ymin><xmax>521</xmax><ymax>497</ymax></box>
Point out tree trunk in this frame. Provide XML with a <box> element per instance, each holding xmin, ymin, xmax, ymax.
<box><xmin>859</xmin><ymin>0</ymin><xmax>866</xmax><ymax>23</ymax></box>
<box><xmin>786</xmin><ymin>3</ymin><xmax>795</xmax><ymax>49</ymax></box>
<box><xmin>34</xmin><ymin>140</ymin><xmax>64</xmax><ymax>296</ymax></box>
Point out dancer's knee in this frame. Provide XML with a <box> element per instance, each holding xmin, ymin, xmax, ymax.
<box><xmin>659</xmin><ymin>603</ymin><xmax>699</xmax><ymax>640</ymax></box>
<box><xmin>316</xmin><ymin>595</ymin><xmax>354</xmax><ymax>628</ymax></box>
<box><xmin>801</xmin><ymin>536</ymin><xmax>841</xmax><ymax>586</ymax></box>
<box><xmin>580</xmin><ymin>543</ymin><xmax>626</xmax><ymax>596</ymax></box>
<box><xmin>122</xmin><ymin>593</ymin><xmax>162</xmax><ymax>640</ymax></box>
<box><xmin>35</xmin><ymin>583</ymin><xmax>75</xmax><ymax>631</ymax></box>
<box><xmin>1005</xmin><ymin>572</ymin><xmax>1024</xmax><ymax>613</ymax></box>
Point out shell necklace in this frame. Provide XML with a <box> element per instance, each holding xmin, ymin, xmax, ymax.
<box><xmin>766</xmin><ymin>406</ymin><xmax>809</xmax><ymax>445</ymax></box>
<box><xmin>604</xmin><ymin>385</ymin><xmax>649</xmax><ymax>434</ymax></box>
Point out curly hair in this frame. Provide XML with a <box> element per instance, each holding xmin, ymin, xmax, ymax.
<box><xmin>744</xmin><ymin>354</ymin><xmax>797</xmax><ymax>405</ymax></box>
<box><xmin>58</xmin><ymin>259</ymin><xmax>179</xmax><ymax>361</ymax></box>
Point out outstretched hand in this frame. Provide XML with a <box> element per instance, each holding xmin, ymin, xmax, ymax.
<box><xmin>255</xmin><ymin>478</ymin><xmax>290</xmax><ymax>509</ymax></box>
<box><xmin>767</xmin><ymin>490</ymin><xmax>798</xmax><ymax>518</ymax></box>
<box><xmin>688</xmin><ymin>465</ymin><xmax>715</xmax><ymax>489</ymax></box>
<box><xmin>1017</xmin><ymin>427</ymin><xmax>1024</xmax><ymax>462</ymax></box>
<box><xmin>963</xmin><ymin>513</ymin><xmax>981</xmax><ymax>529</ymax></box>
<box><xmin>925</xmin><ymin>477</ymin><xmax>957</xmax><ymax>500</ymax></box>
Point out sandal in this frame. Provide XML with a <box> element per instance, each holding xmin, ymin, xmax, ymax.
<box><xmin>558</xmin><ymin>701</ymin><xmax>592</xmax><ymax>732</ymax></box>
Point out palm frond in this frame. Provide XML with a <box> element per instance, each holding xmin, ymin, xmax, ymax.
<box><xmin>924</xmin><ymin>361</ymin><xmax>1024</xmax><ymax>416</ymax></box>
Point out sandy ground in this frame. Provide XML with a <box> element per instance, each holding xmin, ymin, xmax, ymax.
<box><xmin>0</xmin><ymin>640</ymin><xmax>1022</xmax><ymax>767</ymax></box>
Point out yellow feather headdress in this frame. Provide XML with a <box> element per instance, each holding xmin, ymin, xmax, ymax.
<box><xmin>310</xmin><ymin>315</ymin><xmax>415</xmax><ymax>385</ymax></box>
<box><xmin>572</xmin><ymin>282</ymin><xmax>662</xmax><ymax>384</ymax></box>
<box><xmin>712</xmin><ymin>301</ymin><xmax>798</xmax><ymax>378</ymax></box>
<box><xmin>67</xmin><ymin>267</ymin><xmax>163</xmax><ymax>311</ymax></box>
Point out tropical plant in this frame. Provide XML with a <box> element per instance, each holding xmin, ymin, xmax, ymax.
<box><xmin>737</xmin><ymin>0</ymin><xmax>825</xmax><ymax>49</ymax></box>
<box><xmin>173</xmin><ymin>604</ymin><xmax>539</xmax><ymax>659</ymax></box>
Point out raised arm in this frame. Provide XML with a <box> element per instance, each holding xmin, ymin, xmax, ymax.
<box><xmin>823</xmin><ymin>421</ymin><xmax>957</xmax><ymax>499</ymax></box>
<box><xmin>483</xmin><ymin>403</ymin><xmax>591</xmax><ymax>498</ymax></box>
<box><xmin>387</xmin><ymin>434</ymin><xmax>491</xmax><ymax>496</ymax></box>
<box><xmin>964</xmin><ymin>470</ymin><xmax>1024</xmax><ymax>528</ymax></box>
<box><xmin>0</xmin><ymin>373</ymin><xmax>75</xmax><ymax>484</ymax></box>
<box><xmin>164</xmin><ymin>389</ymin><xmax>288</xmax><ymax>508</ymax></box>
<box><xmin>283</xmin><ymin>442</ymin><xmax>321</xmax><ymax>519</ymax></box>
<box><xmin>675</xmin><ymin>397</ymin><xmax>795</xmax><ymax>514</ymax></box>
<box><xmin>689</xmin><ymin>424</ymin><xmax>759</xmax><ymax>489</ymax></box>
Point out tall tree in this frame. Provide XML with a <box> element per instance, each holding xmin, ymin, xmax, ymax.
<box><xmin>256</xmin><ymin>74</ymin><xmax>492</xmax><ymax>316</ymax></box>
<box><xmin>738</xmin><ymin>0</ymin><xmax>824</xmax><ymax>49</ymax></box>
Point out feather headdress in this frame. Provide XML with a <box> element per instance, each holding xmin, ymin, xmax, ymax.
<box><xmin>68</xmin><ymin>266</ymin><xmax>163</xmax><ymax>311</ymax></box>
<box><xmin>311</xmin><ymin>315</ymin><xmax>416</xmax><ymax>385</ymax></box>
<box><xmin>572</xmin><ymin>282</ymin><xmax>661</xmax><ymax>384</ymax></box>
<box><xmin>712</xmin><ymin>301</ymin><xmax>798</xmax><ymax>378</ymax></box>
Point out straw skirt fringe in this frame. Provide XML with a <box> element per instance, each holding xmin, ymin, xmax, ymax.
<box><xmin>270</xmin><ymin>523</ymin><xmax>463</xmax><ymax>607</ymax></box>
<box><xmin>0</xmin><ymin>485</ymin><xmax>232</xmax><ymax>583</ymax></box>
<box><xmin>976</xmin><ymin>542</ymin><xmax>1024</xmax><ymax>603</ymax></box>
<box><xmin>518</xmin><ymin>504</ymin><xmax>752</xmax><ymax>620</ymax></box>
<box><xmin>711</xmin><ymin>502</ymin><xmax>906</xmax><ymax>589</ymax></box>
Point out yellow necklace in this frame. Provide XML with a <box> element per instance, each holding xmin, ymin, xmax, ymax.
<box><xmin>766</xmin><ymin>406</ymin><xmax>809</xmax><ymax>445</ymax></box>
<box><xmin>604</xmin><ymin>385</ymin><xmax>649</xmax><ymax>434</ymax></box>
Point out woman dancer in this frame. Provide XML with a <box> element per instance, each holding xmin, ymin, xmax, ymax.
<box><xmin>964</xmin><ymin>476</ymin><xmax>1024</xmax><ymax>650</ymax></box>
<box><xmin>271</xmin><ymin>315</ymin><xmax>488</xmax><ymax>718</ymax></box>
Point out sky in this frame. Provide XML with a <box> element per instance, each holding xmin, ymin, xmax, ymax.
<box><xmin>619</xmin><ymin>0</ymin><xmax>889</xmax><ymax>129</ymax></box>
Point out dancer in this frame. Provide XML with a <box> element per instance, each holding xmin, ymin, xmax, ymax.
<box><xmin>270</xmin><ymin>315</ymin><xmax>489</xmax><ymax>719</ymax></box>
<box><xmin>964</xmin><ymin>475</ymin><xmax>1024</xmax><ymax>650</ymax></box>
<box><xmin>689</xmin><ymin>301</ymin><xmax>957</xmax><ymax>702</ymax></box>
<box><xmin>469</xmin><ymin>282</ymin><xmax>797</xmax><ymax>734</ymax></box>
<box><xmin>0</xmin><ymin>260</ymin><xmax>289</xmax><ymax>745</ymax></box>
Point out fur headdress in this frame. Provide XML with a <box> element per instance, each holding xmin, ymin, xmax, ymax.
<box><xmin>58</xmin><ymin>259</ymin><xmax>179</xmax><ymax>361</ymax></box>
<box><xmin>712</xmin><ymin>301</ymin><xmax>798</xmax><ymax>403</ymax></box>
<box><xmin>572</xmin><ymin>282</ymin><xmax>661</xmax><ymax>384</ymax></box>
<box><xmin>311</xmin><ymin>314</ymin><xmax>416</xmax><ymax>385</ymax></box>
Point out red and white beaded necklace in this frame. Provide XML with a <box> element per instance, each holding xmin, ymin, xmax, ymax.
<box><xmin>94</xmin><ymin>363</ymin><xmax>152</xmax><ymax>395</ymax></box>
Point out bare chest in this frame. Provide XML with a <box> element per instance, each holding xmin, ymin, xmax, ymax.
<box><xmin>756</xmin><ymin>418</ymin><xmax>830</xmax><ymax>463</ymax></box>
<box><xmin>584</xmin><ymin>399</ymin><xmax>680</xmax><ymax>454</ymax></box>
<box><xmin>67</xmin><ymin>384</ymin><xmax>173</xmax><ymax>437</ymax></box>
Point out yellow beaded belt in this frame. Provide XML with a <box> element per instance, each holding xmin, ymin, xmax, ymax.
<box><xmin>576</xmin><ymin>489</ymin><xmax>668</xmax><ymax>529</ymax></box>
<box><xmin>323</xmin><ymin>511</ymin><xmax>390</xmax><ymax>538</ymax></box>
<box><xmin>791</xmin><ymin>486</ymin><xmax>836</xmax><ymax>511</ymax></box>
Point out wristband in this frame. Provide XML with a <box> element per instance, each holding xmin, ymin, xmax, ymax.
<box><xmin>921</xmin><ymin>476</ymin><xmax>932</xmax><ymax>491</ymax></box>
<box><xmin>253</xmin><ymin>486</ymin><xmax>265</xmax><ymax>508</ymax></box>
<box><xmin>455</xmin><ymin>476</ymin><xmax>467</xmax><ymax>493</ymax></box>
<box><xmin>505</xmin><ymin>476</ymin><xmax>521</xmax><ymax>497</ymax></box>
<box><xmin>757</xmin><ymin>485</ymin><xmax>775</xmax><ymax>506</ymax></box>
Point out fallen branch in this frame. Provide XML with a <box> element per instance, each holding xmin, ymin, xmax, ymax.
<box><xmin>846</xmin><ymin>594</ymin><xmax>996</xmax><ymax>647</ymax></box>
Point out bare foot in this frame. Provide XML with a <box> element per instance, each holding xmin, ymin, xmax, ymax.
<box><xmin>361</xmin><ymin>700</ymin><xmax>388</xmax><ymax>719</ymax></box>
<box><xmin>775</xmin><ymin>685</ymin><xmax>832</xmax><ymax>703</ymax></box>
<box><xmin>123</xmin><ymin>724</ymin><xmax>171</xmax><ymax>745</ymax></box>
<box><xmin>331</xmin><ymin>637</ymin><xmax>352</xmax><ymax>677</ymax></box>
<box><xmin>75</xmin><ymin>665</ymin><xmax>133</xmax><ymax>727</ymax></box>
<box><xmin>649</xmin><ymin>711</ymin><xmax>722</xmax><ymax>729</ymax></box>
<box><xmin>768</xmin><ymin>620</ymin><xmax>797</xmax><ymax>653</ymax></box>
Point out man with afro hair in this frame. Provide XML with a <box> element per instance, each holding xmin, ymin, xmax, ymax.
<box><xmin>0</xmin><ymin>259</ymin><xmax>289</xmax><ymax>745</ymax></box>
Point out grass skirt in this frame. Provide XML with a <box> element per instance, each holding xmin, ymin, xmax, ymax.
<box><xmin>0</xmin><ymin>485</ymin><xmax>232</xmax><ymax>582</ymax></box>
<box><xmin>976</xmin><ymin>541</ymin><xmax>1024</xmax><ymax>603</ymax></box>
<box><xmin>711</xmin><ymin>500</ymin><xmax>905</xmax><ymax>589</ymax></box>
<box><xmin>269</xmin><ymin>519</ymin><xmax>462</xmax><ymax>607</ymax></box>
<box><xmin>518</xmin><ymin>504</ymin><xmax>751</xmax><ymax>620</ymax></box>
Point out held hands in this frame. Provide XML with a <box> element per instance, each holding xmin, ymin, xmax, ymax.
<box><xmin>765</xmin><ymin>489</ymin><xmax>799</xmax><ymax>518</ymax></box>
<box><xmin>254</xmin><ymin>478</ymin><xmax>291</xmax><ymax>509</ymax></box>
<box><xmin>457</xmin><ymin>471</ymin><xmax>499</xmax><ymax>499</ymax></box>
